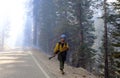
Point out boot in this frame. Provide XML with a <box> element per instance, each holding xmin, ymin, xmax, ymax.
<box><xmin>60</xmin><ymin>69</ymin><xmax>65</xmax><ymax>75</ymax></box>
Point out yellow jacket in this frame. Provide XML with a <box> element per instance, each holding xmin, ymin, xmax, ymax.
<box><xmin>54</xmin><ymin>42</ymin><xmax>69</xmax><ymax>54</ymax></box>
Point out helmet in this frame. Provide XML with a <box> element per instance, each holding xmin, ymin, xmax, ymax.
<box><xmin>60</xmin><ymin>34</ymin><xmax>66</xmax><ymax>39</ymax></box>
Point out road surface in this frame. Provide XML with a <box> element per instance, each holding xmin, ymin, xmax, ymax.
<box><xmin>0</xmin><ymin>50</ymin><xmax>53</xmax><ymax>78</ymax></box>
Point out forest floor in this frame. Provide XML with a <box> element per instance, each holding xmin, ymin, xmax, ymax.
<box><xmin>31</xmin><ymin>48</ymin><xmax>98</xmax><ymax>78</ymax></box>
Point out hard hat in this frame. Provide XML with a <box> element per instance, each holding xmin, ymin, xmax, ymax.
<box><xmin>60</xmin><ymin>34</ymin><xmax>66</xmax><ymax>39</ymax></box>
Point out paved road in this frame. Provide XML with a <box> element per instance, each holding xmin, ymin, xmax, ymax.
<box><xmin>0</xmin><ymin>51</ymin><xmax>52</xmax><ymax>78</ymax></box>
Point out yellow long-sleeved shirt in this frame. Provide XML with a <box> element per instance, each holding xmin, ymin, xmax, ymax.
<box><xmin>54</xmin><ymin>42</ymin><xmax>69</xmax><ymax>54</ymax></box>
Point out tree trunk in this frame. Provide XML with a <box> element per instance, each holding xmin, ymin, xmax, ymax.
<box><xmin>1</xmin><ymin>27</ymin><xmax>4</xmax><ymax>50</ymax></box>
<box><xmin>104</xmin><ymin>0</ymin><xmax>109</xmax><ymax>78</ymax></box>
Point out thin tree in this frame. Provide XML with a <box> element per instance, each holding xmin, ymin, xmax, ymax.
<box><xmin>104</xmin><ymin>0</ymin><xmax>109</xmax><ymax>78</ymax></box>
<box><xmin>1</xmin><ymin>26</ymin><xmax>4</xmax><ymax>50</ymax></box>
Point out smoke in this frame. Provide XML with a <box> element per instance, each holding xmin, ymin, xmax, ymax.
<box><xmin>0</xmin><ymin>0</ymin><xmax>32</xmax><ymax>49</ymax></box>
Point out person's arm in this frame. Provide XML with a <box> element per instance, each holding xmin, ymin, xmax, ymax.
<box><xmin>66</xmin><ymin>43</ymin><xmax>69</xmax><ymax>51</ymax></box>
<box><xmin>49</xmin><ymin>43</ymin><xmax>59</xmax><ymax>60</ymax></box>
<box><xmin>54</xmin><ymin>43</ymin><xmax>59</xmax><ymax>54</ymax></box>
<box><xmin>65</xmin><ymin>43</ymin><xmax>69</xmax><ymax>51</ymax></box>
<box><xmin>62</xmin><ymin>43</ymin><xmax>69</xmax><ymax>52</ymax></box>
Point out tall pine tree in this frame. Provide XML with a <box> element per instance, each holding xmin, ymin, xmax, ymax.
<box><xmin>71</xmin><ymin>0</ymin><xmax>96</xmax><ymax>71</ymax></box>
<box><xmin>108</xmin><ymin>0</ymin><xmax>120</xmax><ymax>77</ymax></box>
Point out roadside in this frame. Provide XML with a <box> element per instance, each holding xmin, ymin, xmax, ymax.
<box><xmin>31</xmin><ymin>49</ymin><xmax>98</xmax><ymax>78</ymax></box>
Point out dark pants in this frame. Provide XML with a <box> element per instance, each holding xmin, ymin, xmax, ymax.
<box><xmin>58</xmin><ymin>52</ymin><xmax>67</xmax><ymax>71</ymax></box>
